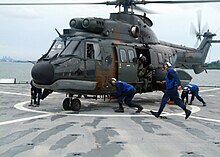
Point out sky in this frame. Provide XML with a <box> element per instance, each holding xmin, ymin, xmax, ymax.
<box><xmin>0</xmin><ymin>0</ymin><xmax>220</xmax><ymax>63</ymax></box>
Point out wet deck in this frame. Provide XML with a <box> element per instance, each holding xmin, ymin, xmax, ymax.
<box><xmin>0</xmin><ymin>84</ymin><xmax>220</xmax><ymax>157</ymax></box>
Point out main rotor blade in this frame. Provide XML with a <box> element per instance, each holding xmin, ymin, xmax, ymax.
<box><xmin>134</xmin><ymin>6</ymin><xmax>157</xmax><ymax>14</ymax></box>
<box><xmin>0</xmin><ymin>0</ymin><xmax>220</xmax><ymax>5</ymax></box>
<box><xmin>0</xmin><ymin>2</ymin><xmax>107</xmax><ymax>5</ymax></box>
<box><xmin>1</xmin><ymin>0</ymin><xmax>220</xmax><ymax>6</ymax></box>
<box><xmin>140</xmin><ymin>0</ymin><xmax>220</xmax><ymax>4</ymax></box>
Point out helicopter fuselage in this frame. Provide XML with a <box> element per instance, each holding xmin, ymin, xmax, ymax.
<box><xmin>31</xmin><ymin>12</ymin><xmax>214</xmax><ymax>111</ymax></box>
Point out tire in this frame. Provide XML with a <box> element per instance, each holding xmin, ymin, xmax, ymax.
<box><xmin>63</xmin><ymin>98</ymin><xmax>71</xmax><ymax>110</ymax></box>
<box><xmin>70</xmin><ymin>98</ymin><xmax>81</xmax><ymax>111</ymax></box>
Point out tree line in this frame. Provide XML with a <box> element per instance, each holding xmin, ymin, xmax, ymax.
<box><xmin>206</xmin><ymin>60</ymin><xmax>220</xmax><ymax>69</ymax></box>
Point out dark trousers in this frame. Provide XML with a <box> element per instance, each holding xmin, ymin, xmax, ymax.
<box><xmin>158</xmin><ymin>87</ymin><xmax>186</xmax><ymax>114</ymax></box>
<box><xmin>31</xmin><ymin>88</ymin><xmax>42</xmax><ymax>105</ymax></box>
<box><xmin>191</xmin><ymin>89</ymin><xmax>205</xmax><ymax>103</ymax></box>
<box><xmin>118</xmin><ymin>88</ymin><xmax>136</xmax><ymax>107</ymax></box>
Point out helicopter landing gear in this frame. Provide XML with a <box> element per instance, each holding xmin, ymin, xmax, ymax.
<box><xmin>70</xmin><ymin>98</ymin><xmax>81</xmax><ymax>111</ymax></box>
<box><xmin>63</xmin><ymin>98</ymin><xmax>71</xmax><ymax>111</ymax></box>
<box><xmin>62</xmin><ymin>97</ymin><xmax>81</xmax><ymax>111</ymax></box>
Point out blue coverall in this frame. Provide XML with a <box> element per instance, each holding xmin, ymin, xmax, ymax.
<box><xmin>114</xmin><ymin>81</ymin><xmax>136</xmax><ymax>107</ymax></box>
<box><xmin>158</xmin><ymin>68</ymin><xmax>187</xmax><ymax>114</ymax></box>
<box><xmin>181</xmin><ymin>84</ymin><xmax>205</xmax><ymax>105</ymax></box>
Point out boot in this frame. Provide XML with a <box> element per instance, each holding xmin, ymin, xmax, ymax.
<box><xmin>202</xmin><ymin>102</ymin><xmax>206</xmax><ymax>107</ymax></box>
<box><xmin>135</xmin><ymin>104</ymin><xmax>143</xmax><ymax>113</ymax></box>
<box><xmin>114</xmin><ymin>107</ymin><xmax>124</xmax><ymax>113</ymax></box>
<box><xmin>185</xmin><ymin>109</ymin><xmax>191</xmax><ymax>119</ymax></box>
<box><xmin>150</xmin><ymin>110</ymin><xmax>160</xmax><ymax>118</ymax></box>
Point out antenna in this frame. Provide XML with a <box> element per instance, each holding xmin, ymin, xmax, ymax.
<box><xmin>55</xmin><ymin>28</ymin><xmax>62</xmax><ymax>37</ymax></box>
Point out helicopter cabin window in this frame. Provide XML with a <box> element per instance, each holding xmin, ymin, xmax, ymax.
<box><xmin>119</xmin><ymin>49</ymin><xmax>127</xmax><ymax>63</ymax></box>
<box><xmin>168</xmin><ymin>54</ymin><xmax>173</xmax><ymax>64</ymax></box>
<box><xmin>86</xmin><ymin>43</ymin><xmax>101</xmax><ymax>60</ymax></box>
<box><xmin>86</xmin><ymin>43</ymin><xmax>95</xmax><ymax>59</ymax></box>
<box><xmin>158</xmin><ymin>53</ymin><xmax>163</xmax><ymax>64</ymax></box>
<box><xmin>128</xmin><ymin>49</ymin><xmax>135</xmax><ymax>62</ymax></box>
<box><xmin>94</xmin><ymin>43</ymin><xmax>101</xmax><ymax>60</ymax></box>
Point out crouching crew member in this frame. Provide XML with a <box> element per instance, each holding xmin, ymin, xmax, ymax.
<box><xmin>109</xmin><ymin>78</ymin><xmax>143</xmax><ymax>113</ymax></box>
<box><xmin>181</xmin><ymin>84</ymin><xmax>206</xmax><ymax>106</ymax></box>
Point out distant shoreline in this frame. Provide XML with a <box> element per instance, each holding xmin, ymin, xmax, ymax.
<box><xmin>0</xmin><ymin>60</ymin><xmax>220</xmax><ymax>69</ymax></box>
<box><xmin>0</xmin><ymin>60</ymin><xmax>36</xmax><ymax>64</ymax></box>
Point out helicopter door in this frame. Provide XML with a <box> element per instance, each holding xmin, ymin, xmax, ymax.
<box><xmin>117</xmin><ymin>46</ymin><xmax>138</xmax><ymax>82</ymax></box>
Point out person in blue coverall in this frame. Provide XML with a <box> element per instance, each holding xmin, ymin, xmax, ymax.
<box><xmin>150</xmin><ymin>62</ymin><xmax>191</xmax><ymax>119</ymax></box>
<box><xmin>181</xmin><ymin>84</ymin><xmax>206</xmax><ymax>106</ymax></box>
<box><xmin>109</xmin><ymin>78</ymin><xmax>143</xmax><ymax>113</ymax></box>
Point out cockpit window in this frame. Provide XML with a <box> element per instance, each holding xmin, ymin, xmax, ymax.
<box><xmin>60</xmin><ymin>40</ymin><xmax>80</xmax><ymax>56</ymax></box>
<box><xmin>46</xmin><ymin>40</ymin><xmax>66</xmax><ymax>58</ymax></box>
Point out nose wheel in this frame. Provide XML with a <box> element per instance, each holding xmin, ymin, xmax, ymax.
<box><xmin>63</xmin><ymin>97</ymin><xmax>81</xmax><ymax>111</ymax></box>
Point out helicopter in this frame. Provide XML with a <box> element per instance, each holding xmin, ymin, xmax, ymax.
<box><xmin>2</xmin><ymin>0</ymin><xmax>220</xmax><ymax>111</ymax></box>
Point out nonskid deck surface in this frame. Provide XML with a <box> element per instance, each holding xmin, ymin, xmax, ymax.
<box><xmin>0</xmin><ymin>84</ymin><xmax>220</xmax><ymax>157</ymax></box>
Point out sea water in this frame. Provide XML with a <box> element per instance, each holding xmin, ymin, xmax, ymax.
<box><xmin>0</xmin><ymin>62</ymin><xmax>33</xmax><ymax>83</ymax></box>
<box><xmin>0</xmin><ymin>62</ymin><xmax>220</xmax><ymax>86</ymax></box>
<box><xmin>187</xmin><ymin>69</ymin><xmax>220</xmax><ymax>86</ymax></box>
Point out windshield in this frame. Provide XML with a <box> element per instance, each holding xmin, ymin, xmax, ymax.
<box><xmin>60</xmin><ymin>40</ymin><xmax>80</xmax><ymax>56</ymax></box>
<box><xmin>45</xmin><ymin>40</ymin><xmax>67</xmax><ymax>59</ymax></box>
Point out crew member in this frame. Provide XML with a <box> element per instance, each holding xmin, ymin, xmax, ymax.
<box><xmin>30</xmin><ymin>80</ymin><xmax>42</xmax><ymax>106</ymax></box>
<box><xmin>137</xmin><ymin>54</ymin><xmax>152</xmax><ymax>91</ymax></box>
<box><xmin>181</xmin><ymin>84</ymin><xmax>206</xmax><ymax>106</ymax></box>
<box><xmin>150</xmin><ymin>62</ymin><xmax>191</xmax><ymax>119</ymax></box>
<box><xmin>109</xmin><ymin>78</ymin><xmax>143</xmax><ymax>113</ymax></box>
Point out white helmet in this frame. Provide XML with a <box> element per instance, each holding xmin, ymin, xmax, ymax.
<box><xmin>165</xmin><ymin>62</ymin><xmax>172</xmax><ymax>67</ymax></box>
<box><xmin>109</xmin><ymin>78</ymin><xmax>117</xmax><ymax>85</ymax></box>
<box><xmin>163</xmin><ymin>62</ymin><xmax>172</xmax><ymax>69</ymax></box>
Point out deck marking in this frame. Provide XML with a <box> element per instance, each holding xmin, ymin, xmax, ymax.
<box><xmin>0</xmin><ymin>88</ymin><xmax>220</xmax><ymax>126</ymax></box>
<box><xmin>0</xmin><ymin>114</ymin><xmax>53</xmax><ymax>126</ymax></box>
<box><xmin>0</xmin><ymin>91</ymin><xmax>29</xmax><ymax>96</ymax></box>
<box><xmin>12</xmin><ymin>101</ymin><xmax>220</xmax><ymax>123</ymax></box>
<box><xmin>0</xmin><ymin>101</ymin><xmax>54</xmax><ymax>126</ymax></box>
<box><xmin>200</xmin><ymin>88</ymin><xmax>220</xmax><ymax>93</ymax></box>
<box><xmin>0</xmin><ymin>100</ymin><xmax>219</xmax><ymax>126</ymax></box>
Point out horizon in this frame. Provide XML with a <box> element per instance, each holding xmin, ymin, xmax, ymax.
<box><xmin>0</xmin><ymin>55</ymin><xmax>220</xmax><ymax>64</ymax></box>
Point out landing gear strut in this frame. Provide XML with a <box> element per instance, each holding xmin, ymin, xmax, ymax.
<box><xmin>62</xmin><ymin>97</ymin><xmax>81</xmax><ymax>111</ymax></box>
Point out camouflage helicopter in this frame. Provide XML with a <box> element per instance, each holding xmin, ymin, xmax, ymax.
<box><xmin>2</xmin><ymin>0</ymin><xmax>220</xmax><ymax>111</ymax></box>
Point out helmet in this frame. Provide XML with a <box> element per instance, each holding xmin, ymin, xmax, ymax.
<box><xmin>163</xmin><ymin>62</ymin><xmax>172</xmax><ymax>69</ymax></box>
<box><xmin>109</xmin><ymin>78</ymin><xmax>117</xmax><ymax>85</ymax></box>
<box><xmin>165</xmin><ymin>62</ymin><xmax>172</xmax><ymax>67</ymax></box>
<box><xmin>182</xmin><ymin>86</ymin><xmax>189</xmax><ymax>94</ymax></box>
<box><xmin>139</xmin><ymin>55</ymin><xmax>147</xmax><ymax>63</ymax></box>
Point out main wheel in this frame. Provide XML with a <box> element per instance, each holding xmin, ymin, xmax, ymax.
<box><xmin>63</xmin><ymin>98</ymin><xmax>71</xmax><ymax>110</ymax></box>
<box><xmin>70</xmin><ymin>98</ymin><xmax>81</xmax><ymax>111</ymax></box>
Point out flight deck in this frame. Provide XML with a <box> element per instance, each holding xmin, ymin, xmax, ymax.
<box><xmin>0</xmin><ymin>84</ymin><xmax>220</xmax><ymax>157</ymax></box>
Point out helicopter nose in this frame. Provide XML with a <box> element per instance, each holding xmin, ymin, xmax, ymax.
<box><xmin>31</xmin><ymin>62</ymin><xmax>54</xmax><ymax>84</ymax></box>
